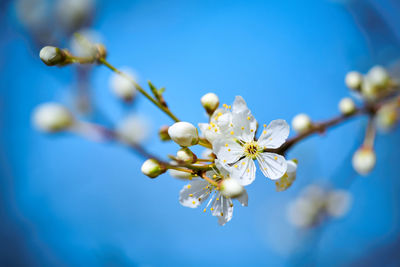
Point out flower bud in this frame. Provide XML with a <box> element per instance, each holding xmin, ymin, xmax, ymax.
<box><xmin>109</xmin><ymin>67</ymin><xmax>138</xmax><ymax>102</ymax></box>
<box><xmin>201</xmin><ymin>92</ymin><xmax>219</xmax><ymax>115</ymax></box>
<box><xmin>158</xmin><ymin>125</ymin><xmax>171</xmax><ymax>141</ymax></box>
<box><xmin>39</xmin><ymin>46</ymin><xmax>66</xmax><ymax>66</ymax></box>
<box><xmin>352</xmin><ymin>147</ymin><xmax>376</xmax><ymax>175</ymax></box>
<box><xmin>367</xmin><ymin>65</ymin><xmax>390</xmax><ymax>89</ymax></box>
<box><xmin>201</xmin><ymin>148</ymin><xmax>215</xmax><ymax>160</ymax></box>
<box><xmin>376</xmin><ymin>103</ymin><xmax>398</xmax><ymax>132</ymax></box>
<box><xmin>220</xmin><ymin>178</ymin><xmax>245</xmax><ymax>198</ymax></box>
<box><xmin>326</xmin><ymin>190</ymin><xmax>352</xmax><ymax>218</ymax></box>
<box><xmin>116</xmin><ymin>115</ymin><xmax>150</xmax><ymax>145</ymax></box>
<box><xmin>168</xmin><ymin>122</ymin><xmax>199</xmax><ymax>147</ymax></box>
<box><xmin>345</xmin><ymin>71</ymin><xmax>363</xmax><ymax>91</ymax></box>
<box><xmin>276</xmin><ymin>160</ymin><xmax>297</xmax><ymax>192</ymax></box>
<box><xmin>95</xmin><ymin>43</ymin><xmax>107</xmax><ymax>59</ymax></box>
<box><xmin>176</xmin><ymin>148</ymin><xmax>197</xmax><ymax>163</ymax></box>
<box><xmin>338</xmin><ymin>97</ymin><xmax>356</xmax><ymax>115</ymax></box>
<box><xmin>168</xmin><ymin>169</ymin><xmax>192</xmax><ymax>180</ymax></box>
<box><xmin>291</xmin><ymin>113</ymin><xmax>312</xmax><ymax>134</ymax></box>
<box><xmin>141</xmin><ymin>159</ymin><xmax>166</xmax><ymax>178</ymax></box>
<box><xmin>33</xmin><ymin>103</ymin><xmax>74</xmax><ymax>132</ymax></box>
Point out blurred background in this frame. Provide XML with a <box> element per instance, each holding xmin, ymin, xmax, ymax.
<box><xmin>1</xmin><ymin>0</ymin><xmax>400</xmax><ymax>266</ymax></box>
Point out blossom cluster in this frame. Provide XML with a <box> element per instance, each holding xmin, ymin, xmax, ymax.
<box><xmin>33</xmin><ymin>36</ymin><xmax>400</xmax><ymax>227</ymax></box>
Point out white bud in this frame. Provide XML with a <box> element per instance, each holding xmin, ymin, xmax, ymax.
<box><xmin>109</xmin><ymin>67</ymin><xmax>138</xmax><ymax>102</ymax></box>
<box><xmin>141</xmin><ymin>159</ymin><xmax>165</xmax><ymax>178</ymax></box>
<box><xmin>33</xmin><ymin>103</ymin><xmax>74</xmax><ymax>132</ymax></box>
<box><xmin>201</xmin><ymin>92</ymin><xmax>219</xmax><ymax>115</ymax></box>
<box><xmin>201</xmin><ymin>148</ymin><xmax>214</xmax><ymax>160</ymax></box>
<box><xmin>375</xmin><ymin>103</ymin><xmax>398</xmax><ymax>132</ymax></box>
<box><xmin>168</xmin><ymin>122</ymin><xmax>199</xmax><ymax>147</ymax></box>
<box><xmin>275</xmin><ymin>160</ymin><xmax>297</xmax><ymax>192</ymax></box>
<box><xmin>291</xmin><ymin>113</ymin><xmax>312</xmax><ymax>134</ymax></box>
<box><xmin>69</xmin><ymin>29</ymin><xmax>102</xmax><ymax>58</ymax></box>
<box><xmin>338</xmin><ymin>97</ymin><xmax>356</xmax><ymax>115</ymax></box>
<box><xmin>367</xmin><ymin>65</ymin><xmax>390</xmax><ymax>89</ymax></box>
<box><xmin>345</xmin><ymin>71</ymin><xmax>363</xmax><ymax>90</ymax></box>
<box><xmin>39</xmin><ymin>46</ymin><xmax>66</xmax><ymax>66</ymax></box>
<box><xmin>116</xmin><ymin>115</ymin><xmax>150</xmax><ymax>145</ymax></box>
<box><xmin>56</xmin><ymin>0</ymin><xmax>94</xmax><ymax>32</ymax></box>
<box><xmin>287</xmin><ymin>197</ymin><xmax>318</xmax><ymax>228</ymax></box>
<box><xmin>326</xmin><ymin>190</ymin><xmax>352</xmax><ymax>218</ymax></box>
<box><xmin>352</xmin><ymin>147</ymin><xmax>376</xmax><ymax>175</ymax></box>
<box><xmin>176</xmin><ymin>148</ymin><xmax>197</xmax><ymax>163</ymax></box>
<box><xmin>220</xmin><ymin>178</ymin><xmax>245</xmax><ymax>198</ymax></box>
<box><xmin>168</xmin><ymin>169</ymin><xmax>192</xmax><ymax>180</ymax></box>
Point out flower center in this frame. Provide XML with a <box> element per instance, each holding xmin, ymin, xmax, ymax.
<box><xmin>243</xmin><ymin>141</ymin><xmax>261</xmax><ymax>159</ymax></box>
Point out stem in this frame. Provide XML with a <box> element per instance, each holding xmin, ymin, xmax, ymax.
<box><xmin>363</xmin><ymin>117</ymin><xmax>376</xmax><ymax>149</ymax></box>
<box><xmin>99</xmin><ymin>58</ymin><xmax>180</xmax><ymax>122</ymax></box>
<box><xmin>275</xmin><ymin>93</ymin><xmax>398</xmax><ymax>154</ymax></box>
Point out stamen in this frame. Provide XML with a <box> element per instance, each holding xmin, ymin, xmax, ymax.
<box><xmin>263</xmin><ymin>124</ymin><xmax>266</xmax><ymax>128</ymax></box>
<box><xmin>247</xmin><ymin>116</ymin><xmax>251</xmax><ymax>120</ymax></box>
<box><xmin>187</xmin><ymin>185</ymin><xmax>192</xmax><ymax>189</ymax></box>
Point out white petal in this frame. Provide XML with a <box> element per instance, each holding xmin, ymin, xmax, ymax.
<box><xmin>232</xmin><ymin>96</ymin><xmax>249</xmax><ymax>114</ymax></box>
<box><xmin>232</xmin><ymin>111</ymin><xmax>257</xmax><ymax>142</ymax></box>
<box><xmin>257</xmin><ymin>153</ymin><xmax>287</xmax><ymax>180</ymax></box>
<box><xmin>211</xmin><ymin>193</ymin><xmax>234</xmax><ymax>226</ymax></box>
<box><xmin>212</xmin><ymin>138</ymin><xmax>244</xmax><ymax>164</ymax></box>
<box><xmin>228</xmin><ymin>157</ymin><xmax>256</xmax><ymax>186</ymax></box>
<box><xmin>258</xmin><ymin>119</ymin><xmax>290</xmax><ymax>149</ymax></box>
<box><xmin>236</xmin><ymin>190</ymin><xmax>248</xmax><ymax>207</ymax></box>
<box><xmin>179</xmin><ymin>180</ymin><xmax>211</xmax><ymax>208</ymax></box>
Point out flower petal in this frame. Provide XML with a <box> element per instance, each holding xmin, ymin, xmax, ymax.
<box><xmin>231</xmin><ymin>111</ymin><xmax>257</xmax><ymax>143</ymax></box>
<box><xmin>212</xmin><ymin>138</ymin><xmax>243</xmax><ymax>164</ymax></box>
<box><xmin>228</xmin><ymin>157</ymin><xmax>256</xmax><ymax>186</ymax></box>
<box><xmin>232</xmin><ymin>96</ymin><xmax>249</xmax><ymax>114</ymax></box>
<box><xmin>211</xmin><ymin>192</ymin><xmax>234</xmax><ymax>226</ymax></box>
<box><xmin>257</xmin><ymin>153</ymin><xmax>287</xmax><ymax>180</ymax></box>
<box><xmin>179</xmin><ymin>180</ymin><xmax>211</xmax><ymax>208</ymax></box>
<box><xmin>236</xmin><ymin>190</ymin><xmax>248</xmax><ymax>207</ymax></box>
<box><xmin>258</xmin><ymin>119</ymin><xmax>290</xmax><ymax>149</ymax></box>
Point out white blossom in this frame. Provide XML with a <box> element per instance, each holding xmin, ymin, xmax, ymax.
<box><xmin>116</xmin><ymin>115</ymin><xmax>150</xmax><ymax>145</ymax></box>
<box><xmin>375</xmin><ymin>102</ymin><xmax>399</xmax><ymax>132</ymax></box>
<box><xmin>39</xmin><ymin>46</ymin><xmax>65</xmax><ymax>66</ymax></box>
<box><xmin>345</xmin><ymin>71</ymin><xmax>363</xmax><ymax>90</ymax></box>
<box><xmin>168</xmin><ymin>122</ymin><xmax>199</xmax><ymax>147</ymax></box>
<box><xmin>199</xmin><ymin>107</ymin><xmax>233</xmax><ymax>144</ymax></box>
<box><xmin>141</xmin><ymin>159</ymin><xmax>165</xmax><ymax>178</ymax></box>
<box><xmin>33</xmin><ymin>103</ymin><xmax>74</xmax><ymax>132</ymax></box>
<box><xmin>291</xmin><ymin>113</ymin><xmax>312</xmax><ymax>134</ymax></box>
<box><xmin>56</xmin><ymin>0</ymin><xmax>94</xmax><ymax>33</ymax></box>
<box><xmin>109</xmin><ymin>67</ymin><xmax>138</xmax><ymax>101</ymax></box>
<box><xmin>201</xmin><ymin>92</ymin><xmax>219</xmax><ymax>115</ymax></box>
<box><xmin>168</xmin><ymin>169</ymin><xmax>192</xmax><ymax>180</ymax></box>
<box><xmin>352</xmin><ymin>147</ymin><xmax>376</xmax><ymax>175</ymax></box>
<box><xmin>275</xmin><ymin>160</ymin><xmax>297</xmax><ymax>192</ymax></box>
<box><xmin>212</xmin><ymin>96</ymin><xmax>289</xmax><ymax>185</ymax></box>
<box><xmin>179</xmin><ymin>161</ymin><xmax>247</xmax><ymax>225</ymax></box>
<box><xmin>176</xmin><ymin>147</ymin><xmax>197</xmax><ymax>163</ymax></box>
<box><xmin>287</xmin><ymin>185</ymin><xmax>352</xmax><ymax>228</ymax></box>
<box><xmin>338</xmin><ymin>97</ymin><xmax>356</xmax><ymax>115</ymax></box>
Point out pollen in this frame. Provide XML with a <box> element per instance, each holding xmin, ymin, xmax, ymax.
<box><xmin>214</xmin><ymin>129</ymin><xmax>218</xmax><ymax>132</ymax></box>
<box><xmin>242</xmin><ymin>161</ymin><xmax>245</xmax><ymax>165</ymax></box>
<box><xmin>198</xmin><ymin>198</ymin><xmax>202</xmax><ymax>201</ymax></box>
<box><xmin>246</xmin><ymin>168</ymin><xmax>250</xmax><ymax>173</ymax></box>
<box><xmin>230</xmin><ymin>123</ymin><xmax>233</xmax><ymax>127</ymax></box>
<box><xmin>225</xmin><ymin>143</ymin><xmax>228</xmax><ymax>147</ymax></box>
<box><xmin>217</xmin><ymin>112</ymin><xmax>222</xmax><ymax>116</ymax></box>
<box><xmin>263</xmin><ymin>124</ymin><xmax>266</xmax><ymax>128</ymax></box>
<box><xmin>274</xmin><ymin>156</ymin><xmax>278</xmax><ymax>160</ymax></box>
<box><xmin>230</xmin><ymin>203</ymin><xmax>233</xmax><ymax>207</ymax></box>
<box><xmin>228</xmin><ymin>149</ymin><xmax>231</xmax><ymax>151</ymax></box>
<box><xmin>203</xmin><ymin>208</ymin><xmax>206</xmax><ymax>212</ymax></box>
<box><xmin>250</xmin><ymin>129</ymin><xmax>254</xmax><ymax>132</ymax></box>
<box><xmin>247</xmin><ymin>116</ymin><xmax>251</xmax><ymax>120</ymax></box>
<box><xmin>189</xmin><ymin>194</ymin><xmax>193</xmax><ymax>197</ymax></box>
<box><xmin>213</xmin><ymin>174</ymin><xmax>217</xmax><ymax>179</ymax></box>
<box><xmin>230</xmin><ymin>131</ymin><xmax>234</xmax><ymax>135</ymax></box>
<box><xmin>228</xmin><ymin>105</ymin><xmax>231</xmax><ymax>109</ymax></box>
<box><xmin>216</xmin><ymin>198</ymin><xmax>220</xmax><ymax>201</ymax></box>
<box><xmin>220</xmin><ymin>212</ymin><xmax>224</xmax><ymax>216</ymax></box>
<box><xmin>211</xmin><ymin>208</ymin><xmax>214</xmax><ymax>211</ymax></box>
<box><xmin>208</xmin><ymin>126</ymin><xmax>211</xmax><ymax>130</ymax></box>
<box><xmin>192</xmin><ymin>201</ymin><xmax>196</xmax><ymax>204</ymax></box>
<box><xmin>187</xmin><ymin>185</ymin><xmax>192</xmax><ymax>189</ymax></box>
<box><xmin>223</xmin><ymin>160</ymin><xmax>227</xmax><ymax>163</ymax></box>
<box><xmin>263</xmin><ymin>130</ymin><xmax>267</xmax><ymax>134</ymax></box>
<box><xmin>234</xmin><ymin>164</ymin><xmax>238</xmax><ymax>168</ymax></box>
<box><xmin>269</xmin><ymin>138</ymin><xmax>272</xmax><ymax>141</ymax></box>
<box><xmin>241</xmin><ymin>127</ymin><xmax>244</xmax><ymax>130</ymax></box>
